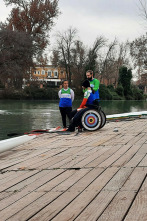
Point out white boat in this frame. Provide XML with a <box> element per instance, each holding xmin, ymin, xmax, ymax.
<box><xmin>0</xmin><ymin>134</ymin><xmax>36</xmax><ymax>153</ymax></box>
<box><xmin>106</xmin><ymin>111</ymin><xmax>147</xmax><ymax>120</ymax></box>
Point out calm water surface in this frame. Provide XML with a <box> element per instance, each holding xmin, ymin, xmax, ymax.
<box><xmin>0</xmin><ymin>99</ymin><xmax>146</xmax><ymax>140</ymax></box>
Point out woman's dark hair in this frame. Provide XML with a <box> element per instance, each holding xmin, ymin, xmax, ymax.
<box><xmin>82</xmin><ymin>79</ymin><xmax>90</xmax><ymax>88</ymax></box>
<box><xmin>62</xmin><ymin>80</ymin><xmax>68</xmax><ymax>85</ymax></box>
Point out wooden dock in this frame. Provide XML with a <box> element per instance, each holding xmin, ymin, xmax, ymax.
<box><xmin>0</xmin><ymin>118</ymin><xmax>147</xmax><ymax>221</ymax></box>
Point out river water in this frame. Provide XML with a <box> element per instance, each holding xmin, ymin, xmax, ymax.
<box><xmin>0</xmin><ymin>99</ymin><xmax>146</xmax><ymax>140</ymax></box>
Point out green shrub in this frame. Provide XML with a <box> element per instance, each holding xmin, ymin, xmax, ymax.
<box><xmin>99</xmin><ymin>84</ymin><xmax>112</xmax><ymax>100</ymax></box>
<box><xmin>110</xmin><ymin>91</ymin><xmax>123</xmax><ymax>100</ymax></box>
<box><xmin>107</xmin><ymin>84</ymin><xmax>115</xmax><ymax>92</ymax></box>
<box><xmin>115</xmin><ymin>85</ymin><xmax>124</xmax><ymax>96</ymax></box>
<box><xmin>125</xmin><ymin>94</ymin><xmax>134</xmax><ymax>100</ymax></box>
<box><xmin>23</xmin><ymin>86</ymin><xmax>59</xmax><ymax>99</ymax></box>
<box><xmin>0</xmin><ymin>81</ymin><xmax>5</xmax><ymax>89</ymax></box>
<box><xmin>131</xmin><ymin>85</ymin><xmax>144</xmax><ymax>100</ymax></box>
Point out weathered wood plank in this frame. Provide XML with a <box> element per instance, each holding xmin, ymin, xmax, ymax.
<box><xmin>6</xmin><ymin>191</ymin><xmax>60</xmax><ymax>221</ymax></box>
<box><xmin>74</xmin><ymin>191</ymin><xmax>117</xmax><ymax>221</ymax></box>
<box><xmin>52</xmin><ymin>190</ymin><xmax>117</xmax><ymax>221</ymax></box>
<box><xmin>0</xmin><ymin>170</ymin><xmax>38</xmax><ymax>192</ymax></box>
<box><xmin>97</xmin><ymin>191</ymin><xmax>136</xmax><ymax>221</ymax></box>
<box><xmin>86</xmin><ymin>145</ymin><xmax>122</xmax><ymax>168</ymax></box>
<box><xmin>29</xmin><ymin>167</ymin><xmax>118</xmax><ymax>221</ymax></box>
<box><xmin>0</xmin><ymin>191</ymin><xmax>44</xmax><ymax>221</ymax></box>
<box><xmin>124</xmin><ymin>177</ymin><xmax>147</xmax><ymax>221</ymax></box>
<box><xmin>103</xmin><ymin>167</ymin><xmax>133</xmax><ymax>191</ymax></box>
<box><xmin>121</xmin><ymin>167</ymin><xmax>147</xmax><ymax>192</ymax></box>
<box><xmin>0</xmin><ymin>169</ymin><xmax>65</xmax><ymax>211</ymax></box>
<box><xmin>138</xmin><ymin>154</ymin><xmax>147</xmax><ymax>167</ymax></box>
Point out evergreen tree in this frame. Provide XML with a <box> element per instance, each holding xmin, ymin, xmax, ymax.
<box><xmin>118</xmin><ymin>66</ymin><xmax>133</xmax><ymax>98</ymax></box>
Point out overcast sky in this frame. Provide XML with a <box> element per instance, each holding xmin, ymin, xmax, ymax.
<box><xmin>0</xmin><ymin>0</ymin><xmax>146</xmax><ymax>47</ymax></box>
<box><xmin>50</xmin><ymin>0</ymin><xmax>146</xmax><ymax>46</ymax></box>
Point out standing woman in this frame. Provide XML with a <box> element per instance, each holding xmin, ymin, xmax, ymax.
<box><xmin>58</xmin><ymin>80</ymin><xmax>74</xmax><ymax>130</ymax></box>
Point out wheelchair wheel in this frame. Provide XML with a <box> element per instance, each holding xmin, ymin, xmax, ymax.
<box><xmin>81</xmin><ymin>110</ymin><xmax>102</xmax><ymax>131</ymax></box>
<box><xmin>99</xmin><ymin>110</ymin><xmax>106</xmax><ymax>129</ymax></box>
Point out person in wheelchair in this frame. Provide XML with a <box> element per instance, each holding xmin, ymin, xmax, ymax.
<box><xmin>67</xmin><ymin>79</ymin><xmax>96</xmax><ymax>132</ymax></box>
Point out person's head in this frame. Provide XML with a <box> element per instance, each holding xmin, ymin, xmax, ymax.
<box><xmin>82</xmin><ymin>79</ymin><xmax>90</xmax><ymax>89</ymax></box>
<box><xmin>86</xmin><ymin>70</ymin><xmax>93</xmax><ymax>81</ymax></box>
<box><xmin>62</xmin><ymin>80</ymin><xmax>68</xmax><ymax>89</ymax></box>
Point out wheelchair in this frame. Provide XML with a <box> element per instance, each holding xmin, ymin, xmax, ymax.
<box><xmin>73</xmin><ymin>103</ymin><xmax>106</xmax><ymax>131</ymax></box>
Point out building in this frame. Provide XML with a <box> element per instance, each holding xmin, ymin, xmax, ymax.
<box><xmin>30</xmin><ymin>65</ymin><xmax>66</xmax><ymax>88</ymax></box>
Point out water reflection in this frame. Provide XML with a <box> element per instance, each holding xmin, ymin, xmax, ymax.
<box><xmin>0</xmin><ymin>100</ymin><xmax>146</xmax><ymax>140</ymax></box>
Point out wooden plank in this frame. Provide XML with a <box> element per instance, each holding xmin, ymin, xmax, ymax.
<box><xmin>0</xmin><ymin>171</ymin><xmax>22</xmax><ymax>184</ymax></box>
<box><xmin>0</xmin><ymin>191</ymin><xmax>44</xmax><ymax>221</ymax></box>
<box><xmin>36</xmin><ymin>169</ymin><xmax>78</xmax><ymax>192</ymax></box>
<box><xmin>3</xmin><ymin>147</ymin><xmax>68</xmax><ymax>171</ymax></box>
<box><xmin>33</xmin><ymin>145</ymin><xmax>104</xmax><ymax>170</ymax></box>
<box><xmin>69</xmin><ymin>147</ymin><xmax>110</xmax><ymax>168</ymax></box>
<box><xmin>52</xmin><ymin>190</ymin><xmax>117</xmax><ymax>221</ymax></box>
<box><xmin>27</xmin><ymin>155</ymin><xmax>66</xmax><ymax>170</ymax></box>
<box><xmin>74</xmin><ymin>191</ymin><xmax>117</xmax><ymax>221</ymax></box>
<box><xmin>103</xmin><ymin>167</ymin><xmax>133</xmax><ymax>191</ymax></box>
<box><xmin>111</xmin><ymin>143</ymin><xmax>144</xmax><ymax>167</ymax></box>
<box><xmin>85</xmin><ymin>145</ymin><xmax>122</xmax><ymax>168</ymax></box>
<box><xmin>5</xmin><ymin>170</ymin><xmax>49</xmax><ymax>192</ymax></box>
<box><xmin>0</xmin><ymin>170</ymin><xmax>64</xmax><ymax>212</ymax></box>
<box><xmin>29</xmin><ymin>167</ymin><xmax>118</xmax><ymax>221</ymax></box>
<box><xmin>121</xmin><ymin>167</ymin><xmax>147</xmax><ymax>192</ymax></box>
<box><xmin>51</xmin><ymin>169</ymin><xmax>90</xmax><ymax>192</ymax></box>
<box><xmin>4</xmin><ymin>169</ymin><xmax>100</xmax><ymax>220</ymax></box>
<box><xmin>138</xmin><ymin>154</ymin><xmax>147</xmax><ymax>167</ymax></box>
<box><xmin>68</xmin><ymin>168</ymin><xmax>104</xmax><ymax>192</ymax></box>
<box><xmin>124</xmin><ymin>177</ymin><xmax>147</xmax><ymax>221</ymax></box>
<box><xmin>97</xmin><ymin>191</ymin><xmax>136</xmax><ymax>221</ymax></box>
<box><xmin>6</xmin><ymin>191</ymin><xmax>60</xmax><ymax>221</ymax></box>
<box><xmin>0</xmin><ymin>192</ymin><xmax>13</xmax><ymax>201</ymax></box>
<box><xmin>0</xmin><ymin>170</ymin><xmax>38</xmax><ymax>192</ymax></box>
<box><xmin>101</xmin><ymin>134</ymin><xmax>146</xmax><ymax>168</ymax></box>
<box><xmin>0</xmin><ymin>148</ymin><xmax>53</xmax><ymax>170</ymax></box>
<box><xmin>124</xmin><ymin>142</ymin><xmax>147</xmax><ymax>168</ymax></box>
<box><xmin>90</xmin><ymin>134</ymin><xmax>118</xmax><ymax>147</ymax></box>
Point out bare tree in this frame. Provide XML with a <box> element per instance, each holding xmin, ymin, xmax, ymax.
<box><xmin>51</xmin><ymin>27</ymin><xmax>78</xmax><ymax>86</ymax></box>
<box><xmin>85</xmin><ymin>36</ymin><xmax>107</xmax><ymax>75</ymax></box>
<box><xmin>130</xmin><ymin>34</ymin><xmax>147</xmax><ymax>81</ymax></box>
<box><xmin>97</xmin><ymin>39</ymin><xmax>130</xmax><ymax>87</ymax></box>
<box><xmin>71</xmin><ymin>40</ymin><xmax>87</xmax><ymax>88</ymax></box>
<box><xmin>138</xmin><ymin>0</ymin><xmax>147</xmax><ymax>23</ymax></box>
<box><xmin>100</xmin><ymin>38</ymin><xmax>117</xmax><ymax>83</ymax></box>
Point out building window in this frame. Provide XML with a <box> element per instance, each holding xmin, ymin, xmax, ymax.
<box><xmin>34</xmin><ymin>71</ymin><xmax>36</xmax><ymax>74</ymax></box>
<box><xmin>47</xmin><ymin>71</ymin><xmax>52</xmax><ymax>78</ymax></box>
<box><xmin>54</xmin><ymin>70</ymin><xmax>58</xmax><ymax>78</ymax></box>
<box><xmin>42</xmin><ymin>70</ymin><xmax>45</xmax><ymax>75</ymax></box>
<box><xmin>37</xmin><ymin>71</ymin><xmax>40</xmax><ymax>75</ymax></box>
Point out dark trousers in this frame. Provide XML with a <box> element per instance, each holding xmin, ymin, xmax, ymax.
<box><xmin>59</xmin><ymin>106</ymin><xmax>72</xmax><ymax>128</ymax></box>
<box><xmin>68</xmin><ymin>108</ymin><xmax>89</xmax><ymax>131</ymax></box>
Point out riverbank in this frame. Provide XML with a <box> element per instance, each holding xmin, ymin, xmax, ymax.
<box><xmin>0</xmin><ymin>118</ymin><xmax>147</xmax><ymax>220</ymax></box>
